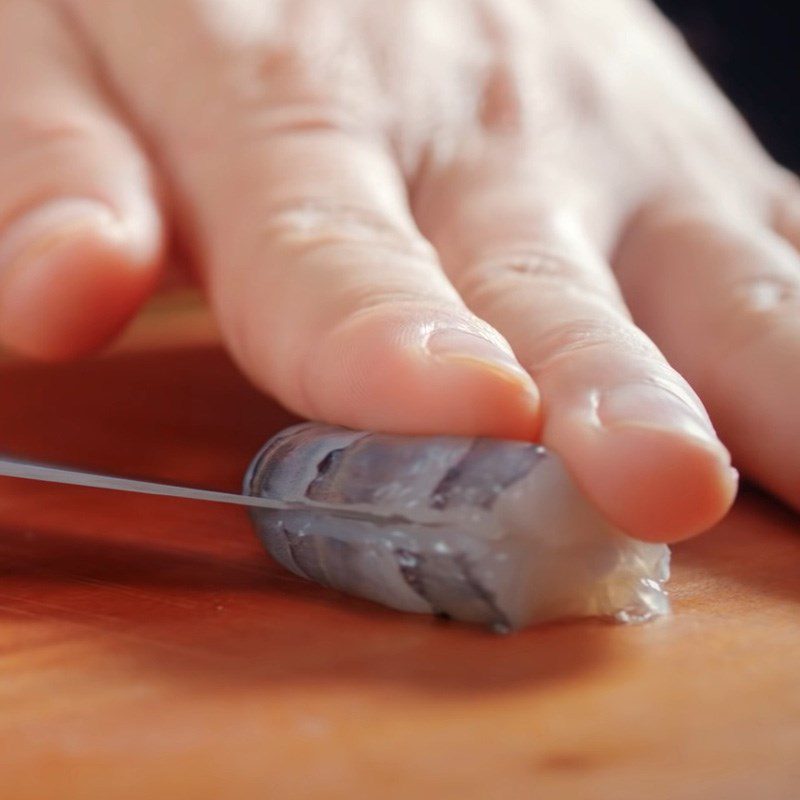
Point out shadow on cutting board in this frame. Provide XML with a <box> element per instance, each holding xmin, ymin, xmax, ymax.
<box><xmin>0</xmin><ymin>341</ymin><xmax>624</xmax><ymax>695</ymax></box>
<box><xmin>1</xmin><ymin>337</ymin><xmax>798</xmax><ymax>697</ymax></box>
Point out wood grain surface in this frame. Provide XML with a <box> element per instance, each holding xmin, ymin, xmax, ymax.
<box><xmin>0</xmin><ymin>296</ymin><xmax>798</xmax><ymax>799</ymax></box>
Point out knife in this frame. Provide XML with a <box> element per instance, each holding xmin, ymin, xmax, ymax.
<box><xmin>0</xmin><ymin>453</ymin><xmax>294</xmax><ymax>510</ymax></box>
<box><xmin>0</xmin><ymin>453</ymin><xmax>424</xmax><ymax>525</ymax></box>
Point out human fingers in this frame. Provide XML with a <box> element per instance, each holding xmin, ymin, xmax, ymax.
<box><xmin>72</xmin><ymin>1</ymin><xmax>540</xmax><ymax>436</ymax></box>
<box><xmin>418</xmin><ymin>163</ymin><xmax>736</xmax><ymax>542</ymax></box>
<box><xmin>190</xmin><ymin>130</ymin><xmax>540</xmax><ymax>437</ymax></box>
<box><xmin>616</xmin><ymin>196</ymin><xmax>800</xmax><ymax>512</ymax></box>
<box><xmin>0</xmin><ymin>0</ymin><xmax>164</xmax><ymax>359</ymax></box>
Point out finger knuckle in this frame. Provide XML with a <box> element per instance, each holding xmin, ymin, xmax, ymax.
<box><xmin>260</xmin><ymin>199</ymin><xmax>435</xmax><ymax>262</ymax></box>
<box><xmin>458</xmin><ymin>247</ymin><xmax>611</xmax><ymax>308</ymax></box>
<box><xmin>529</xmin><ymin>317</ymin><xmax>657</xmax><ymax>373</ymax></box>
<box><xmin>242</xmin><ymin>104</ymin><xmax>374</xmax><ymax>141</ymax></box>
<box><xmin>716</xmin><ymin>275</ymin><xmax>800</xmax><ymax>354</ymax></box>
<box><xmin>0</xmin><ymin>111</ymin><xmax>105</xmax><ymax>153</ymax></box>
<box><xmin>158</xmin><ymin>2</ymin><xmax>382</xmax><ymax>143</ymax></box>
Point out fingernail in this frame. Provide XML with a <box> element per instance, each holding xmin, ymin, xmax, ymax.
<box><xmin>0</xmin><ymin>199</ymin><xmax>117</xmax><ymax>276</ymax></box>
<box><xmin>599</xmin><ymin>383</ymin><xmax>721</xmax><ymax>444</ymax></box>
<box><xmin>426</xmin><ymin>328</ymin><xmax>533</xmax><ymax>388</ymax></box>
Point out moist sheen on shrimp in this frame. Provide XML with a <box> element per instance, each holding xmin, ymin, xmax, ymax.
<box><xmin>244</xmin><ymin>423</ymin><xmax>670</xmax><ymax>631</ymax></box>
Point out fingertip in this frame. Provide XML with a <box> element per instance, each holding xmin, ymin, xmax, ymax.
<box><xmin>567</xmin><ymin>424</ymin><xmax>738</xmax><ymax>543</ymax></box>
<box><xmin>292</xmin><ymin>307</ymin><xmax>542</xmax><ymax>440</ymax></box>
<box><xmin>0</xmin><ymin>200</ymin><xmax>163</xmax><ymax>359</ymax></box>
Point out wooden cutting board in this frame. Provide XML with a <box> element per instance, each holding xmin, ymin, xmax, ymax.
<box><xmin>0</xmin><ymin>294</ymin><xmax>798</xmax><ymax>799</ymax></box>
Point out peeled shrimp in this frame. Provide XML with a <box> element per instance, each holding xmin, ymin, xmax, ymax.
<box><xmin>244</xmin><ymin>423</ymin><xmax>670</xmax><ymax>631</ymax></box>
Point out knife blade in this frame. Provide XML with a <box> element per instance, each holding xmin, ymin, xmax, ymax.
<box><xmin>0</xmin><ymin>453</ymin><xmax>295</xmax><ymax>510</ymax></box>
<box><xmin>0</xmin><ymin>453</ymin><xmax>427</xmax><ymax>526</ymax></box>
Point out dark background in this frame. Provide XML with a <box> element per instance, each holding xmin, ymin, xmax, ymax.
<box><xmin>658</xmin><ymin>0</ymin><xmax>799</xmax><ymax>172</ymax></box>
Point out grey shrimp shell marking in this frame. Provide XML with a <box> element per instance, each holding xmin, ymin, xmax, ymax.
<box><xmin>244</xmin><ymin>423</ymin><xmax>670</xmax><ymax>631</ymax></box>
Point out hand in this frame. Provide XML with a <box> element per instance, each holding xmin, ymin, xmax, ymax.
<box><xmin>1</xmin><ymin>0</ymin><xmax>797</xmax><ymax>541</ymax></box>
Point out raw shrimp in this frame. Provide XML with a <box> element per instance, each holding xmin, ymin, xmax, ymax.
<box><xmin>244</xmin><ymin>423</ymin><xmax>670</xmax><ymax>631</ymax></box>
